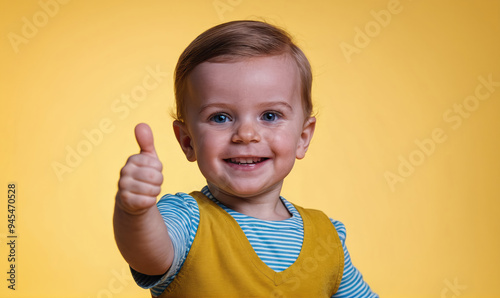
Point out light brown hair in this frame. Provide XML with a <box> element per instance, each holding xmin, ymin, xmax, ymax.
<box><xmin>174</xmin><ymin>20</ymin><xmax>313</xmax><ymax>122</ymax></box>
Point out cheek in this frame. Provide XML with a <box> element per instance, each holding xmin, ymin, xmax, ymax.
<box><xmin>194</xmin><ymin>129</ymin><xmax>225</xmax><ymax>157</ymax></box>
<box><xmin>267</xmin><ymin>129</ymin><xmax>300</xmax><ymax>156</ymax></box>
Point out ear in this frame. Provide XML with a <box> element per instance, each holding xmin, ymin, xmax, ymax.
<box><xmin>173</xmin><ymin>120</ymin><xmax>196</xmax><ymax>162</ymax></box>
<box><xmin>296</xmin><ymin>117</ymin><xmax>316</xmax><ymax>160</ymax></box>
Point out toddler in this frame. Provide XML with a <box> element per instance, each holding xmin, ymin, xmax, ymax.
<box><xmin>114</xmin><ymin>20</ymin><xmax>378</xmax><ymax>297</ymax></box>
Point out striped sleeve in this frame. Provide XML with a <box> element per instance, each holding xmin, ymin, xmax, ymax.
<box><xmin>331</xmin><ymin>220</ymin><xmax>379</xmax><ymax>298</ymax></box>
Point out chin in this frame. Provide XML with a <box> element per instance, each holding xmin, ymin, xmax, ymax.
<box><xmin>222</xmin><ymin>186</ymin><xmax>261</xmax><ymax>197</ymax></box>
<box><xmin>215</xmin><ymin>181</ymin><xmax>281</xmax><ymax>198</ymax></box>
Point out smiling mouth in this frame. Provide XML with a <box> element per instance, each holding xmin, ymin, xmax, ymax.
<box><xmin>224</xmin><ymin>157</ymin><xmax>269</xmax><ymax>165</ymax></box>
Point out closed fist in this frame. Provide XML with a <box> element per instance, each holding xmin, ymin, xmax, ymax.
<box><xmin>116</xmin><ymin>123</ymin><xmax>164</xmax><ymax>215</ymax></box>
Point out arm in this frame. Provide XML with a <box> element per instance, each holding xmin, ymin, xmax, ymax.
<box><xmin>132</xmin><ymin>192</ymin><xmax>201</xmax><ymax>293</ymax></box>
<box><xmin>113</xmin><ymin>123</ymin><xmax>174</xmax><ymax>276</ymax></box>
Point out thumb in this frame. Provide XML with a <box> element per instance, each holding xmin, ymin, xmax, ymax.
<box><xmin>134</xmin><ymin>123</ymin><xmax>158</xmax><ymax>159</ymax></box>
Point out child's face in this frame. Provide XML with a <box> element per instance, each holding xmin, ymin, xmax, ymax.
<box><xmin>174</xmin><ymin>54</ymin><xmax>315</xmax><ymax>199</ymax></box>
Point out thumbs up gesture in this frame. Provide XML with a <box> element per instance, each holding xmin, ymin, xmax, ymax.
<box><xmin>116</xmin><ymin>123</ymin><xmax>164</xmax><ymax>215</ymax></box>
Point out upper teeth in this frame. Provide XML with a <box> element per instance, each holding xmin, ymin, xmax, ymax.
<box><xmin>230</xmin><ymin>158</ymin><xmax>261</xmax><ymax>164</ymax></box>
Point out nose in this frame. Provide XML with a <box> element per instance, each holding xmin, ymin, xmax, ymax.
<box><xmin>231</xmin><ymin>119</ymin><xmax>261</xmax><ymax>143</ymax></box>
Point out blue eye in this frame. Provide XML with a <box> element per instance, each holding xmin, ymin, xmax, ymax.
<box><xmin>262</xmin><ymin>112</ymin><xmax>279</xmax><ymax>122</ymax></box>
<box><xmin>210</xmin><ymin>113</ymin><xmax>230</xmax><ymax>123</ymax></box>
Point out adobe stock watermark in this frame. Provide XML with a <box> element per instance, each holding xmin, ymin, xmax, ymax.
<box><xmin>269</xmin><ymin>234</ymin><xmax>341</xmax><ymax>298</ymax></box>
<box><xmin>51</xmin><ymin>64</ymin><xmax>168</xmax><ymax>182</ymax></box>
<box><xmin>7</xmin><ymin>0</ymin><xmax>72</xmax><ymax>54</ymax></box>
<box><xmin>213</xmin><ymin>0</ymin><xmax>243</xmax><ymax>21</ymax></box>
<box><xmin>384</xmin><ymin>74</ymin><xmax>499</xmax><ymax>192</ymax></box>
<box><xmin>441</xmin><ymin>278</ymin><xmax>467</xmax><ymax>298</ymax></box>
<box><xmin>87</xmin><ymin>266</ymin><xmax>134</xmax><ymax>298</ymax></box>
<box><xmin>340</xmin><ymin>0</ymin><xmax>410</xmax><ymax>63</ymax></box>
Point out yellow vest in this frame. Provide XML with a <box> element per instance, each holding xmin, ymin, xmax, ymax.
<box><xmin>160</xmin><ymin>191</ymin><xmax>344</xmax><ymax>298</ymax></box>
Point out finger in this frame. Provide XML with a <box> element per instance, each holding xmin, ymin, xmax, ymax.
<box><xmin>116</xmin><ymin>190</ymin><xmax>158</xmax><ymax>214</ymax></box>
<box><xmin>118</xmin><ymin>177</ymin><xmax>162</xmax><ymax>197</ymax></box>
<box><xmin>130</xmin><ymin>167</ymin><xmax>164</xmax><ymax>186</ymax></box>
<box><xmin>125</xmin><ymin>154</ymin><xmax>163</xmax><ymax>172</ymax></box>
<box><xmin>135</xmin><ymin>123</ymin><xmax>158</xmax><ymax>159</ymax></box>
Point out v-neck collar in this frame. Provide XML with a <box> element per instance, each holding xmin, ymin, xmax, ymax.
<box><xmin>200</xmin><ymin>188</ymin><xmax>315</xmax><ymax>285</ymax></box>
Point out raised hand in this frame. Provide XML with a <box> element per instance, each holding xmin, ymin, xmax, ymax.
<box><xmin>116</xmin><ymin>123</ymin><xmax>164</xmax><ymax>215</ymax></box>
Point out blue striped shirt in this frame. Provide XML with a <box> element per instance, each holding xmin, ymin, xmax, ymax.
<box><xmin>132</xmin><ymin>186</ymin><xmax>378</xmax><ymax>297</ymax></box>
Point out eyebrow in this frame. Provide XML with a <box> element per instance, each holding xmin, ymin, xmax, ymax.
<box><xmin>199</xmin><ymin>103</ymin><xmax>231</xmax><ymax>114</ymax></box>
<box><xmin>199</xmin><ymin>101</ymin><xmax>294</xmax><ymax>114</ymax></box>
<box><xmin>258</xmin><ymin>101</ymin><xmax>294</xmax><ymax>111</ymax></box>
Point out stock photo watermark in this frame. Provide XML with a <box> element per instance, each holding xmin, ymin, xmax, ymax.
<box><xmin>88</xmin><ymin>266</ymin><xmax>134</xmax><ymax>298</ymax></box>
<box><xmin>213</xmin><ymin>0</ymin><xmax>243</xmax><ymax>21</ymax></box>
<box><xmin>384</xmin><ymin>73</ymin><xmax>499</xmax><ymax>192</ymax></box>
<box><xmin>51</xmin><ymin>64</ymin><xmax>168</xmax><ymax>182</ymax></box>
<box><xmin>340</xmin><ymin>0</ymin><xmax>409</xmax><ymax>63</ymax></box>
<box><xmin>7</xmin><ymin>0</ymin><xmax>72</xmax><ymax>54</ymax></box>
<box><xmin>6</xmin><ymin>183</ymin><xmax>18</xmax><ymax>291</ymax></box>
<box><xmin>441</xmin><ymin>278</ymin><xmax>467</xmax><ymax>298</ymax></box>
<box><xmin>269</xmin><ymin>235</ymin><xmax>340</xmax><ymax>298</ymax></box>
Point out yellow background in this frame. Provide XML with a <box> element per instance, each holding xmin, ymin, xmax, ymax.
<box><xmin>1</xmin><ymin>0</ymin><xmax>499</xmax><ymax>297</ymax></box>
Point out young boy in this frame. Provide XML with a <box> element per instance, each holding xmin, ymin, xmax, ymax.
<box><xmin>114</xmin><ymin>20</ymin><xmax>378</xmax><ymax>297</ymax></box>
